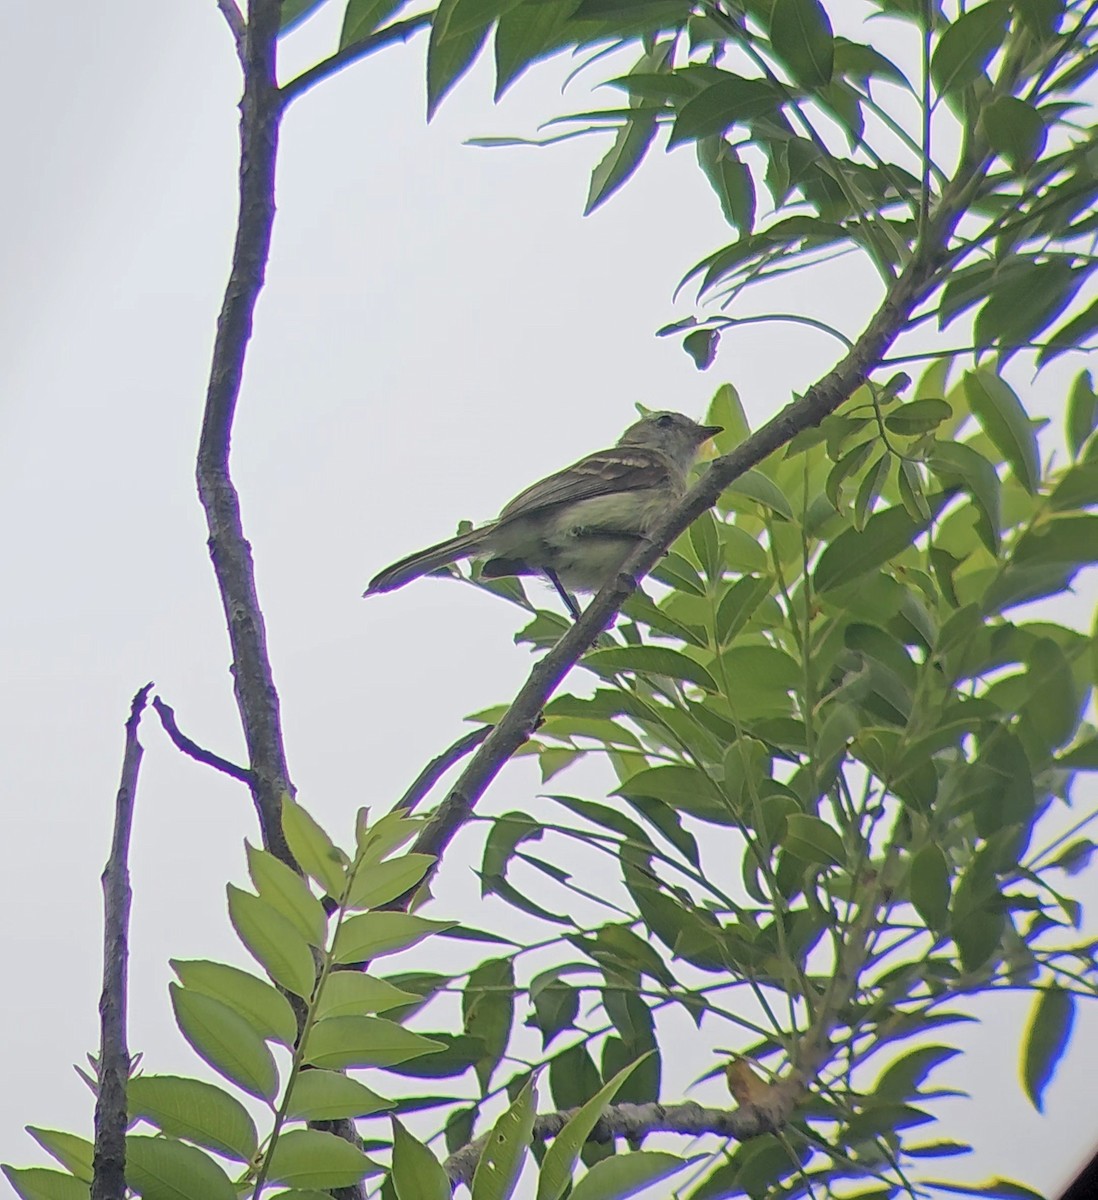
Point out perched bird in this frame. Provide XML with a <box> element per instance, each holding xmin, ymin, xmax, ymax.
<box><xmin>364</xmin><ymin>411</ymin><xmax>721</xmax><ymax>618</ymax></box>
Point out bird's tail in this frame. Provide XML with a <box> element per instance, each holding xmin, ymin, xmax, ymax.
<box><xmin>364</xmin><ymin>525</ymin><xmax>494</xmax><ymax>595</ymax></box>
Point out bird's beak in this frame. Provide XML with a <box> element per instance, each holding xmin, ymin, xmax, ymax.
<box><xmin>698</xmin><ymin>424</ymin><xmax>723</xmax><ymax>441</ymax></box>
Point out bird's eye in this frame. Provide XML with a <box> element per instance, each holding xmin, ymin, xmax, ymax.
<box><xmin>656</xmin><ymin>414</ymin><xmax>674</xmax><ymax>428</ymax></box>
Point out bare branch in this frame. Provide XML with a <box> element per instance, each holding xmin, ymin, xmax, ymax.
<box><xmin>152</xmin><ymin>695</ymin><xmax>253</xmax><ymax>784</ymax></box>
<box><xmin>196</xmin><ymin>0</ymin><xmax>297</xmax><ymax>866</ymax></box>
<box><xmin>279</xmin><ymin>14</ymin><xmax>433</xmax><ymax>106</ymax></box>
<box><xmin>215</xmin><ymin>0</ymin><xmax>247</xmax><ymax>63</ymax></box>
<box><xmin>444</xmin><ymin>1093</ymin><xmax>802</xmax><ymax>1189</ymax></box>
<box><xmin>92</xmin><ymin>684</ymin><xmax>152</xmax><ymax>1200</ymax></box>
<box><xmin>404</xmin><ymin>150</ymin><xmax>993</xmax><ymax>881</ymax></box>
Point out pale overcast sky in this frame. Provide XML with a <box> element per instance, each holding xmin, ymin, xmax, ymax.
<box><xmin>1</xmin><ymin>0</ymin><xmax>1096</xmax><ymax>1194</ymax></box>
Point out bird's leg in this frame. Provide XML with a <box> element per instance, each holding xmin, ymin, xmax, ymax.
<box><xmin>546</xmin><ymin>570</ymin><xmax>582</xmax><ymax>621</ymax></box>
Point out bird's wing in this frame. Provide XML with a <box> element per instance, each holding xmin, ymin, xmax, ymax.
<box><xmin>497</xmin><ymin>445</ymin><xmax>675</xmax><ymax>525</ymax></box>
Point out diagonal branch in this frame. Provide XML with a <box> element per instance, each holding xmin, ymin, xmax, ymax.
<box><xmin>152</xmin><ymin>696</ymin><xmax>254</xmax><ymax>784</ymax></box>
<box><xmin>215</xmin><ymin>0</ymin><xmax>247</xmax><ymax>64</ymax></box>
<box><xmin>279</xmin><ymin>13</ymin><xmax>433</xmax><ymax>105</ymax></box>
<box><xmin>403</xmin><ymin>150</ymin><xmax>992</xmax><ymax>884</ymax></box>
<box><xmin>92</xmin><ymin>684</ymin><xmax>153</xmax><ymax>1200</ymax></box>
<box><xmin>196</xmin><ymin>0</ymin><xmax>297</xmax><ymax>866</ymax></box>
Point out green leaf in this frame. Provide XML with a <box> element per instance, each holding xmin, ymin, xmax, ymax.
<box><xmin>391</xmin><ymin>1119</ymin><xmax>451</xmax><ymax>1200</ymax></box>
<box><xmin>582</xmin><ymin>646</ymin><xmax>718</xmax><ymax>692</ymax></box>
<box><xmin>682</xmin><ymin>327</ymin><xmax>720</xmax><ymax>370</ymax></box>
<box><xmin>1066</xmin><ymin>370</ymin><xmax>1097</xmax><ymax>458</ymax></box>
<box><xmin>569</xmin><ymin>1151</ymin><xmax>693</xmax><ymax>1200</ymax></box>
<box><xmin>1014</xmin><ymin>514</ymin><xmax>1098</xmax><ymax>566</ymax></box>
<box><xmin>128</xmin><ymin>1075</ymin><xmax>259</xmax><ymax>1161</ymax></box>
<box><xmin>814</xmin><ymin>498</ymin><xmax>942</xmax><ymax>592</ymax></box>
<box><xmin>1019</xmin><ymin>638</ymin><xmax>1078</xmax><ymax>752</ymax></box>
<box><xmin>286</xmin><ymin>1070</ymin><xmax>393</xmax><ymax>1120</ymax></box>
<box><xmin>227</xmin><ymin>884</ymin><xmax>317</xmax><ymax>998</ymax></box>
<box><xmin>332</xmin><ymin>913</ymin><xmax>456</xmax><ymax>964</ymax></box>
<box><xmin>427</xmin><ymin>0</ymin><xmax>493</xmax><ymax>117</ymax></box>
<box><xmin>2</xmin><ymin>1167</ymin><xmax>88</xmax><ymax>1200</ymax></box>
<box><xmin>614</xmin><ymin>764</ymin><xmax>731</xmax><ymax>824</ymax></box>
<box><xmin>264</xmin><ymin>1129</ymin><xmax>378</xmax><ymax>1190</ymax></box>
<box><xmin>721</xmin><ymin>469</ymin><xmax>794</xmax><ymax>520</ymax></box>
<box><xmin>281</xmin><ymin>797</ymin><xmax>347</xmax><ymax>897</ymax></box>
<box><xmin>314</xmin><ymin>972</ymin><xmax>420</xmax><ymax>1019</ymax></box>
<box><xmin>782</xmin><ymin>813</ymin><xmax>846</xmax><ymax>868</ymax></box>
<box><xmin>910</xmin><ymin>844</ymin><xmax>951</xmax><ymax>931</ymax></box>
<box><xmin>170</xmin><ymin>984</ymin><xmax>279</xmax><ymax>1101</ymax></box>
<box><xmin>669</xmin><ymin>75</ymin><xmax>779</xmax><ymax>146</ymax></box>
<box><xmin>898</xmin><ymin>460</ymin><xmax>932</xmax><ymax>522</ymax></box>
<box><xmin>280</xmin><ymin>0</ymin><xmax>330</xmax><ymax>34</ymax></box>
<box><xmin>471</xmin><ymin>1076</ymin><xmax>537</xmax><ymax>1200</ymax></box>
<box><xmin>25</xmin><ymin>1131</ymin><xmax>92</xmax><ymax>1181</ymax></box>
<box><xmin>1040</xmin><ymin>298</ymin><xmax>1098</xmax><ymax>369</ymax></box>
<box><xmin>346</xmin><ymin>853</ymin><xmax>436</xmax><ymax>909</ymax></box>
<box><xmin>854</xmin><ymin>452</ymin><xmax>891</xmax><ymax>530</ymax></box>
<box><xmin>875</xmin><ymin>1046</ymin><xmax>962</xmax><ymax>1100</ymax></box>
<box><xmin>493</xmin><ymin>0</ymin><xmax>576</xmax><ymax>97</ymax></box>
<box><xmin>530</xmin><ymin>970</ymin><xmax>581</xmax><ymax>1047</ymax></box>
<box><xmin>125</xmin><ymin>1135</ymin><xmax>236</xmax><ymax>1200</ymax></box>
<box><xmin>770</xmin><ymin>0</ymin><xmax>834</xmax><ymax>88</ymax></box>
<box><xmin>696</xmin><ymin>138</ymin><xmax>756</xmax><ymax>231</ymax></box>
<box><xmin>536</xmin><ymin>1054</ymin><xmax>654</xmax><ymax>1200</ymax></box>
<box><xmin>303</xmin><ymin>1016</ymin><xmax>445</xmax><ymax>1069</ymax></box>
<box><xmin>928</xmin><ymin>443</ymin><xmax>1001</xmax><ymax>554</ymax></box>
<box><xmin>339</xmin><ymin>0</ymin><xmax>403</xmax><ymax>46</ymax></box>
<box><xmin>715</xmin><ymin>575</ymin><xmax>771</xmax><ymax>644</ymax></box>
<box><xmin>931</xmin><ymin>2</ymin><xmax>1009</xmax><ymax>95</ymax></box>
<box><xmin>1021</xmin><ymin>986</ymin><xmax>1075</xmax><ymax>1112</ymax></box>
<box><xmin>706</xmin><ymin>382</ymin><xmax>751</xmax><ymax>449</ymax></box>
<box><xmin>586</xmin><ymin>107</ymin><xmax>661</xmax><ymax>214</ymax></box>
<box><xmin>1048</xmin><ymin>461</ymin><xmax>1098</xmax><ymax>511</ymax></box>
<box><xmin>884</xmin><ymin>398</ymin><xmax>953</xmax><ymax>436</ymax></box>
<box><xmin>964</xmin><ymin>370</ymin><xmax>1039</xmax><ymax>494</ymax></box>
<box><xmin>917</xmin><ymin>1180</ymin><xmax>1044</xmax><ymax>1199</ymax></box>
<box><xmin>825</xmin><ymin>439</ymin><xmax>875</xmax><ymax>509</ymax></box>
<box><xmin>247</xmin><ymin>843</ymin><xmax>328</xmax><ymax>947</ymax></box>
<box><xmin>170</xmin><ymin>959</ymin><xmax>298</xmax><ymax>1047</ymax></box>
<box><xmin>464</xmin><ymin>957</ymin><xmax>516</xmax><ymax>1090</ymax></box>
<box><xmin>981</xmin><ymin>96</ymin><xmax>1046</xmax><ymax>172</ymax></box>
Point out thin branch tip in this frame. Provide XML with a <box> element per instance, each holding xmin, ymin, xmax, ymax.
<box><xmin>215</xmin><ymin>0</ymin><xmax>247</xmax><ymax>60</ymax></box>
<box><xmin>152</xmin><ymin>695</ymin><xmax>254</xmax><ymax>784</ymax></box>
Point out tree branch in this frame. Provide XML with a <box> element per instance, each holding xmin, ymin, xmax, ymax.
<box><xmin>443</xmin><ymin>1093</ymin><xmax>801</xmax><ymax>1189</ymax></box>
<box><xmin>151</xmin><ymin>695</ymin><xmax>253</xmax><ymax>784</ymax></box>
<box><xmin>215</xmin><ymin>0</ymin><xmax>247</xmax><ymax>64</ymax></box>
<box><xmin>404</xmin><ymin>151</ymin><xmax>992</xmax><ymax>881</ymax></box>
<box><xmin>91</xmin><ymin>684</ymin><xmax>152</xmax><ymax>1200</ymax></box>
<box><xmin>196</xmin><ymin>0</ymin><xmax>297</xmax><ymax>866</ymax></box>
<box><xmin>279</xmin><ymin>14</ymin><xmax>433</xmax><ymax>106</ymax></box>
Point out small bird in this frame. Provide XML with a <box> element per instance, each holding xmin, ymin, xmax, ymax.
<box><xmin>364</xmin><ymin>411</ymin><xmax>722</xmax><ymax>618</ymax></box>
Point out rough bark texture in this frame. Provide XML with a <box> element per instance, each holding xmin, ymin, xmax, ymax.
<box><xmin>91</xmin><ymin>684</ymin><xmax>152</xmax><ymax>1200</ymax></box>
<box><xmin>196</xmin><ymin>0</ymin><xmax>295</xmax><ymax>865</ymax></box>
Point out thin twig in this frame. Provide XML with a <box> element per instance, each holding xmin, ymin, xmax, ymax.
<box><xmin>279</xmin><ymin>13</ymin><xmax>433</xmax><ymax>105</ymax></box>
<box><xmin>196</xmin><ymin>0</ymin><xmax>296</xmax><ymax>866</ymax></box>
<box><xmin>91</xmin><ymin>684</ymin><xmax>153</xmax><ymax>1200</ymax></box>
<box><xmin>395</xmin><ymin>725</ymin><xmax>493</xmax><ymax>813</ymax></box>
<box><xmin>215</xmin><ymin>0</ymin><xmax>247</xmax><ymax>63</ymax></box>
<box><xmin>402</xmin><ymin>148</ymin><xmax>993</xmax><ymax>891</ymax></box>
<box><xmin>152</xmin><ymin>696</ymin><xmax>253</xmax><ymax>784</ymax></box>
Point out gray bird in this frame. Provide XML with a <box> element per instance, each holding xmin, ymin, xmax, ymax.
<box><xmin>364</xmin><ymin>411</ymin><xmax>721</xmax><ymax>617</ymax></box>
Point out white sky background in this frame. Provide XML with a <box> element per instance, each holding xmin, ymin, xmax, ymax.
<box><xmin>2</xmin><ymin>0</ymin><xmax>1097</xmax><ymax>1194</ymax></box>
